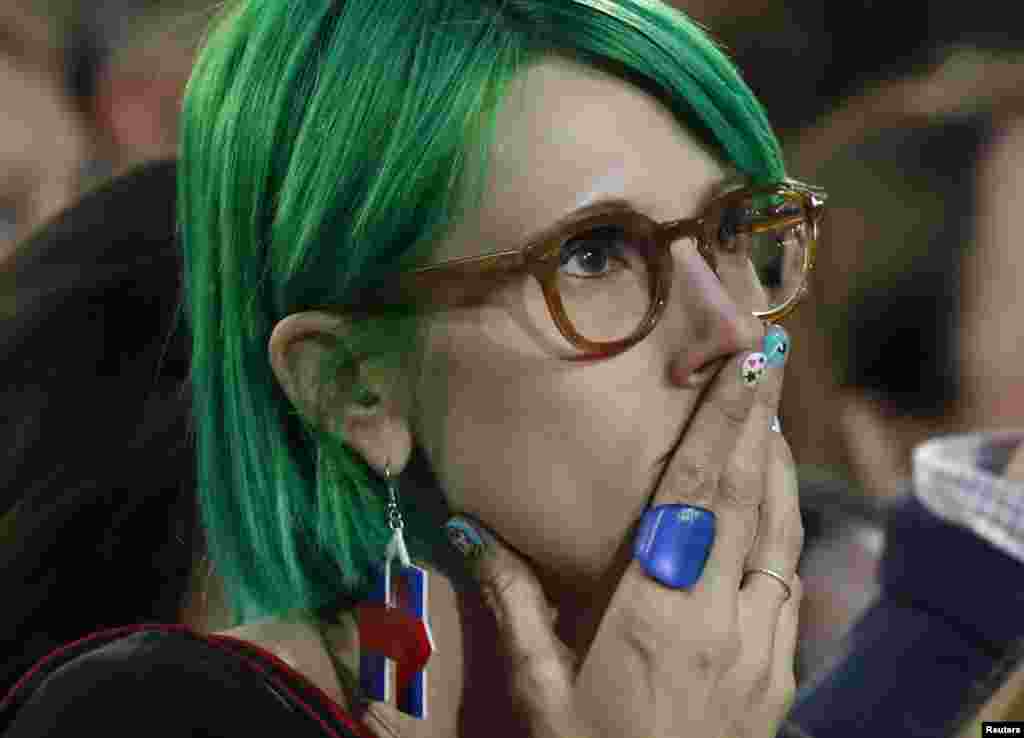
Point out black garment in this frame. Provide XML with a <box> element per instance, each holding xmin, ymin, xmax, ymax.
<box><xmin>0</xmin><ymin>624</ymin><xmax>372</xmax><ymax>738</ymax></box>
<box><xmin>0</xmin><ymin>160</ymin><xmax>198</xmax><ymax>698</ymax></box>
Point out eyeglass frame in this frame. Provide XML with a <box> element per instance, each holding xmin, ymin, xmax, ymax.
<box><xmin>321</xmin><ymin>178</ymin><xmax>827</xmax><ymax>359</ymax></box>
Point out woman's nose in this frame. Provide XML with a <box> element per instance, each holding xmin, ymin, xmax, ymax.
<box><xmin>667</xmin><ymin>249</ymin><xmax>763</xmax><ymax>386</ymax></box>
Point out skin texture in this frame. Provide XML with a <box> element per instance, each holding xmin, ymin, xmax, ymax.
<box><xmin>414</xmin><ymin>55</ymin><xmax>759</xmax><ymax>592</ymax></box>
<box><xmin>0</xmin><ymin>55</ymin><xmax>85</xmax><ymax>263</ymax></box>
<box><xmin>257</xmin><ymin>55</ymin><xmax>799</xmax><ymax>738</ymax></box>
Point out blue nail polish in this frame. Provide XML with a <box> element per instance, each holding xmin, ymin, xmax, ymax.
<box><xmin>444</xmin><ymin>515</ymin><xmax>487</xmax><ymax>560</ymax></box>
<box><xmin>763</xmin><ymin>326</ymin><xmax>790</xmax><ymax>368</ymax></box>
<box><xmin>633</xmin><ymin>504</ymin><xmax>715</xmax><ymax>589</ymax></box>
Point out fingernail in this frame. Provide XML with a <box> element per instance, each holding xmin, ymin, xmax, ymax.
<box><xmin>633</xmin><ymin>504</ymin><xmax>716</xmax><ymax>589</ymax></box>
<box><xmin>741</xmin><ymin>352</ymin><xmax>767</xmax><ymax>386</ymax></box>
<box><xmin>444</xmin><ymin>515</ymin><xmax>488</xmax><ymax>561</ymax></box>
<box><xmin>763</xmin><ymin>326</ymin><xmax>790</xmax><ymax>368</ymax></box>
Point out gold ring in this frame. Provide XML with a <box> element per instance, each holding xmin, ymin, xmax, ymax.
<box><xmin>744</xmin><ymin>567</ymin><xmax>792</xmax><ymax>601</ymax></box>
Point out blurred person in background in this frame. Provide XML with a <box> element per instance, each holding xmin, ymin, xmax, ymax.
<box><xmin>0</xmin><ymin>2</ymin><xmax>88</xmax><ymax>262</ymax></box>
<box><xmin>1</xmin><ymin>2</ymin><xmax>1022</xmax><ymax>736</ymax></box>
<box><xmin>0</xmin><ymin>159</ymin><xmax>230</xmax><ymax>699</ymax></box>
<box><xmin>842</xmin><ymin>104</ymin><xmax>1024</xmax><ymax>738</ymax></box>
<box><xmin>0</xmin><ymin>0</ymin><xmax>221</xmax><ymax>693</ymax></box>
<box><xmin>957</xmin><ymin>113</ymin><xmax>1024</xmax><ymax>432</ymax></box>
<box><xmin>0</xmin><ymin>3</ymin><xmax>228</xmax><ymax>696</ymax></box>
<box><xmin>776</xmin><ymin>48</ymin><xmax>1024</xmax><ymax>734</ymax></box>
<box><xmin>671</xmin><ymin>0</ymin><xmax>1024</xmax><ymax>134</ymax></box>
<box><xmin>70</xmin><ymin>0</ymin><xmax>213</xmax><ymax>181</ymax></box>
<box><xmin>781</xmin><ymin>46</ymin><xmax>1024</xmax><ymax>498</ymax></box>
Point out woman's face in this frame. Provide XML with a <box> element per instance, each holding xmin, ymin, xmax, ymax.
<box><xmin>413</xmin><ymin>55</ymin><xmax>764</xmax><ymax>589</ymax></box>
<box><xmin>0</xmin><ymin>55</ymin><xmax>86</xmax><ymax>262</ymax></box>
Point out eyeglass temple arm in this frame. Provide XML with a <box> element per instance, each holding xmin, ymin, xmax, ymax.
<box><xmin>334</xmin><ymin>250</ymin><xmax>527</xmax><ymax>314</ymax></box>
<box><xmin>738</xmin><ymin>188</ymin><xmax>829</xmax><ymax>235</ymax></box>
<box><xmin>658</xmin><ymin>217</ymin><xmax>704</xmax><ymax>244</ymax></box>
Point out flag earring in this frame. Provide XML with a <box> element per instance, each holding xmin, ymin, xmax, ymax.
<box><xmin>357</xmin><ymin>462</ymin><xmax>435</xmax><ymax>719</ymax></box>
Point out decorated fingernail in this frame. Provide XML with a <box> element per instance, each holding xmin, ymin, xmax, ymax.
<box><xmin>763</xmin><ymin>326</ymin><xmax>790</xmax><ymax>368</ymax></box>
<box><xmin>741</xmin><ymin>352</ymin><xmax>768</xmax><ymax>386</ymax></box>
<box><xmin>633</xmin><ymin>504</ymin><xmax>716</xmax><ymax>589</ymax></box>
<box><xmin>444</xmin><ymin>515</ymin><xmax>487</xmax><ymax>561</ymax></box>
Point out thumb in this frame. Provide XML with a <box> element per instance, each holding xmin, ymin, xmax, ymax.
<box><xmin>443</xmin><ymin>515</ymin><xmax>576</xmax><ymax>717</ymax></box>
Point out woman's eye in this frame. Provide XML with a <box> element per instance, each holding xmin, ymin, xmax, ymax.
<box><xmin>559</xmin><ymin>226</ymin><xmax>631</xmax><ymax>278</ymax></box>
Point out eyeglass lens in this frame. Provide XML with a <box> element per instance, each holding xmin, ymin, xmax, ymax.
<box><xmin>553</xmin><ymin>191</ymin><xmax>810</xmax><ymax>346</ymax></box>
<box><xmin>556</xmin><ymin>222</ymin><xmax>654</xmax><ymax>343</ymax></box>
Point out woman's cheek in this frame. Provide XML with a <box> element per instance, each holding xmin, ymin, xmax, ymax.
<box><xmin>418</xmin><ymin>321</ymin><xmax>677</xmax><ymax>582</ymax></box>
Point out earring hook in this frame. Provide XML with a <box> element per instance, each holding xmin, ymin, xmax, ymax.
<box><xmin>384</xmin><ymin>461</ymin><xmax>404</xmax><ymax>531</ymax></box>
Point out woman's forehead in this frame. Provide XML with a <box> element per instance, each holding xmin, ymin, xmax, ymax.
<box><xmin>441</xmin><ymin>55</ymin><xmax>727</xmax><ymax>261</ymax></box>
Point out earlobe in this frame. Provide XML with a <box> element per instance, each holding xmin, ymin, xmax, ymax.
<box><xmin>268</xmin><ymin>311</ymin><xmax>413</xmax><ymax>475</ymax></box>
<box><xmin>342</xmin><ymin>411</ymin><xmax>413</xmax><ymax>476</ymax></box>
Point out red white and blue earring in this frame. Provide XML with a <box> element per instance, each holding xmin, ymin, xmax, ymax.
<box><xmin>357</xmin><ymin>462</ymin><xmax>435</xmax><ymax>719</ymax></box>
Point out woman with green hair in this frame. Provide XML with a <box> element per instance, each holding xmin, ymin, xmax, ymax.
<box><xmin>2</xmin><ymin>1</ymin><xmax>818</xmax><ymax>736</ymax></box>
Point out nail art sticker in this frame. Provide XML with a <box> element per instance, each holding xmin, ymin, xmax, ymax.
<box><xmin>764</xmin><ymin>326</ymin><xmax>790</xmax><ymax>368</ymax></box>
<box><xmin>741</xmin><ymin>352</ymin><xmax>768</xmax><ymax>386</ymax></box>
<box><xmin>444</xmin><ymin>516</ymin><xmax>486</xmax><ymax>560</ymax></box>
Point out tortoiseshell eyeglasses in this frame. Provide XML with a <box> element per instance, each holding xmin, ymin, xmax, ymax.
<box><xmin>323</xmin><ymin>179</ymin><xmax>827</xmax><ymax>359</ymax></box>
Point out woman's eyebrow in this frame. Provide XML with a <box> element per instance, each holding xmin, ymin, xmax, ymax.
<box><xmin>514</xmin><ymin>197</ymin><xmax>639</xmax><ymax>248</ymax></box>
<box><xmin>515</xmin><ymin>173</ymin><xmax>742</xmax><ymax>249</ymax></box>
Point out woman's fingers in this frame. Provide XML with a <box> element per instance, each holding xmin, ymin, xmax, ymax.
<box><xmin>766</xmin><ymin>573</ymin><xmax>802</xmax><ymax>722</ymax></box>
<box><xmin>701</xmin><ymin>342</ymin><xmax>787</xmax><ymax>597</ymax></box>
<box><xmin>742</xmin><ymin>435</ymin><xmax>802</xmax><ymax>611</ymax></box>
<box><xmin>733</xmin><ymin>439</ymin><xmax>801</xmax><ymax>729</ymax></box>
<box><xmin>571</xmin><ymin>344</ymin><xmax>789</xmax><ymax>737</ymax></box>
<box><xmin>731</xmin><ymin>336</ymin><xmax>802</xmax><ymax>738</ymax></box>
<box><xmin>444</xmin><ymin>515</ymin><xmax>579</xmax><ymax>737</ymax></box>
<box><xmin>623</xmin><ymin>348</ymin><xmax>765</xmax><ymax>595</ymax></box>
<box><xmin>444</xmin><ymin>326</ymin><xmax>797</xmax><ymax>738</ymax></box>
<box><xmin>734</xmin><ymin>574</ymin><xmax>803</xmax><ymax>738</ymax></box>
<box><xmin>772</xmin><ymin>572</ymin><xmax>802</xmax><ymax>699</ymax></box>
<box><xmin>649</xmin><ymin>349</ymin><xmax>765</xmax><ymax>512</ymax></box>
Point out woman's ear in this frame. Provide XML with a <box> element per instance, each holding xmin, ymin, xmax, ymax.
<box><xmin>268</xmin><ymin>311</ymin><xmax>412</xmax><ymax>475</ymax></box>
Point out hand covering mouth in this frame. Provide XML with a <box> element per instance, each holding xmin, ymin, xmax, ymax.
<box><xmin>649</xmin><ymin>358</ymin><xmax>731</xmax><ymax>503</ymax></box>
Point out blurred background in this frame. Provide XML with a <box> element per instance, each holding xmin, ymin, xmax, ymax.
<box><xmin>2</xmin><ymin>0</ymin><xmax>1023</xmax><ymax>732</ymax></box>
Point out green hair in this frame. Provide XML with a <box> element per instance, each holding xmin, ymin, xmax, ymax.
<box><xmin>178</xmin><ymin>0</ymin><xmax>785</xmax><ymax>626</ymax></box>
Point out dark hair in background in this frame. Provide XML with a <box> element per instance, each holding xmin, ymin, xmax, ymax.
<box><xmin>0</xmin><ymin>160</ymin><xmax>196</xmax><ymax>696</ymax></box>
<box><xmin>718</xmin><ymin>1</ymin><xmax>1024</xmax><ymax>133</ymax></box>
<box><xmin>838</xmin><ymin>114</ymin><xmax>993</xmax><ymax>417</ymax></box>
<box><xmin>62</xmin><ymin>17</ymin><xmax>106</xmax><ymax>121</ymax></box>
